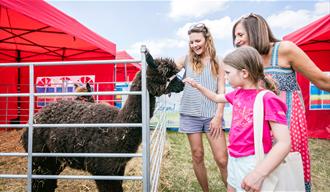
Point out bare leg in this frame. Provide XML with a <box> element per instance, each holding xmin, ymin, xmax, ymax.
<box><xmin>187</xmin><ymin>133</ymin><xmax>209</xmax><ymax>192</ymax></box>
<box><xmin>206</xmin><ymin>130</ymin><xmax>228</xmax><ymax>187</ymax></box>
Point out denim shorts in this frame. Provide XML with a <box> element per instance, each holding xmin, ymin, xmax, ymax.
<box><xmin>227</xmin><ymin>155</ymin><xmax>257</xmax><ymax>191</ymax></box>
<box><xmin>179</xmin><ymin>114</ymin><xmax>214</xmax><ymax>133</ymax></box>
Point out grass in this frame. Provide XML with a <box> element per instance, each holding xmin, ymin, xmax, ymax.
<box><xmin>0</xmin><ymin>130</ymin><xmax>329</xmax><ymax>191</ymax></box>
<box><xmin>159</xmin><ymin>132</ymin><xmax>330</xmax><ymax>192</ymax></box>
<box><xmin>158</xmin><ymin>132</ymin><xmax>227</xmax><ymax>192</ymax></box>
<box><xmin>308</xmin><ymin>139</ymin><xmax>330</xmax><ymax>191</ymax></box>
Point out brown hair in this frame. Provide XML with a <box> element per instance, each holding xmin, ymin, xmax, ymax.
<box><xmin>188</xmin><ymin>23</ymin><xmax>219</xmax><ymax>77</ymax></box>
<box><xmin>232</xmin><ymin>13</ymin><xmax>279</xmax><ymax>55</ymax></box>
<box><xmin>223</xmin><ymin>46</ymin><xmax>279</xmax><ymax>94</ymax></box>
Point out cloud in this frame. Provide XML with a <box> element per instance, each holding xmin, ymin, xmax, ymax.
<box><xmin>267</xmin><ymin>1</ymin><xmax>329</xmax><ymax>30</ymax></box>
<box><xmin>176</xmin><ymin>16</ymin><xmax>234</xmax><ymax>40</ymax></box>
<box><xmin>129</xmin><ymin>16</ymin><xmax>234</xmax><ymax>59</ymax></box>
<box><xmin>169</xmin><ymin>0</ymin><xmax>228</xmax><ymax>19</ymax></box>
<box><xmin>267</xmin><ymin>10</ymin><xmax>313</xmax><ymax>29</ymax></box>
<box><xmin>127</xmin><ymin>38</ymin><xmax>186</xmax><ymax>59</ymax></box>
<box><xmin>128</xmin><ymin>16</ymin><xmax>235</xmax><ymax>59</ymax></box>
<box><xmin>129</xmin><ymin>1</ymin><xmax>329</xmax><ymax>59</ymax></box>
<box><xmin>314</xmin><ymin>1</ymin><xmax>330</xmax><ymax>15</ymax></box>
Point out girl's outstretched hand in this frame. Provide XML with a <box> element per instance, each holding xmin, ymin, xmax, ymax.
<box><xmin>183</xmin><ymin>77</ymin><xmax>198</xmax><ymax>88</ymax></box>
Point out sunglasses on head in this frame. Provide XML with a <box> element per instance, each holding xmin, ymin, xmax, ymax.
<box><xmin>188</xmin><ymin>23</ymin><xmax>207</xmax><ymax>34</ymax></box>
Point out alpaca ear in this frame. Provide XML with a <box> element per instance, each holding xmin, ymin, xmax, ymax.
<box><xmin>86</xmin><ymin>83</ymin><xmax>92</xmax><ymax>92</ymax></box>
<box><xmin>145</xmin><ymin>50</ymin><xmax>158</xmax><ymax>70</ymax></box>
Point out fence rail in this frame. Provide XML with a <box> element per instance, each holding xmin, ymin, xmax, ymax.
<box><xmin>0</xmin><ymin>45</ymin><xmax>169</xmax><ymax>191</ymax></box>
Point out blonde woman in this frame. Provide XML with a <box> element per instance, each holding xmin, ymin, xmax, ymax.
<box><xmin>176</xmin><ymin>23</ymin><xmax>228</xmax><ymax>191</ymax></box>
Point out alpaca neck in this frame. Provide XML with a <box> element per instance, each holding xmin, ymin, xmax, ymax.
<box><xmin>117</xmin><ymin>93</ymin><xmax>156</xmax><ymax>123</ymax></box>
<box><xmin>117</xmin><ymin>72</ymin><xmax>156</xmax><ymax>122</ymax></box>
<box><xmin>114</xmin><ymin>75</ymin><xmax>156</xmax><ymax>153</ymax></box>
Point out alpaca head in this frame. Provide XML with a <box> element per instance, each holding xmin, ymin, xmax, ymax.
<box><xmin>144</xmin><ymin>51</ymin><xmax>185</xmax><ymax>96</ymax></box>
<box><xmin>74</xmin><ymin>82</ymin><xmax>95</xmax><ymax>102</ymax></box>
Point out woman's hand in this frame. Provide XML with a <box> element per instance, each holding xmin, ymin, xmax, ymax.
<box><xmin>241</xmin><ymin>170</ymin><xmax>266</xmax><ymax>192</ymax></box>
<box><xmin>209</xmin><ymin>116</ymin><xmax>222</xmax><ymax>138</ymax></box>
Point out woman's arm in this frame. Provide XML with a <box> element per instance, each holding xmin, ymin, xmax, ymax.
<box><xmin>241</xmin><ymin>122</ymin><xmax>291</xmax><ymax>191</ymax></box>
<box><xmin>210</xmin><ymin>59</ymin><xmax>226</xmax><ymax>137</ymax></box>
<box><xmin>282</xmin><ymin>41</ymin><xmax>330</xmax><ymax>91</ymax></box>
<box><xmin>183</xmin><ymin>77</ymin><xmax>228</xmax><ymax>103</ymax></box>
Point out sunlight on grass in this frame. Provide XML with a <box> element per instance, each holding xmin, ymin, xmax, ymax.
<box><xmin>0</xmin><ymin>130</ymin><xmax>329</xmax><ymax>191</ymax></box>
<box><xmin>159</xmin><ymin>132</ymin><xmax>330</xmax><ymax>192</ymax></box>
<box><xmin>159</xmin><ymin>132</ymin><xmax>227</xmax><ymax>192</ymax></box>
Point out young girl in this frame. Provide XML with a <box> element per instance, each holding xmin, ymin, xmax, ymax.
<box><xmin>233</xmin><ymin>14</ymin><xmax>330</xmax><ymax>191</ymax></box>
<box><xmin>184</xmin><ymin>46</ymin><xmax>291</xmax><ymax>192</ymax></box>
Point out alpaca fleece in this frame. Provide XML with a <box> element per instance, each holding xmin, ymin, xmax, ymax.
<box><xmin>21</xmin><ymin>56</ymin><xmax>184</xmax><ymax>192</ymax></box>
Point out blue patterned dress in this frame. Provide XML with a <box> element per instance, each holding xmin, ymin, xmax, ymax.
<box><xmin>264</xmin><ymin>42</ymin><xmax>311</xmax><ymax>192</ymax></box>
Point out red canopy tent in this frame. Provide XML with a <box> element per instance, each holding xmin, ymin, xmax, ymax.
<box><xmin>113</xmin><ymin>50</ymin><xmax>141</xmax><ymax>108</ymax></box>
<box><xmin>0</xmin><ymin>0</ymin><xmax>120</xmax><ymax>126</ymax></box>
<box><xmin>283</xmin><ymin>14</ymin><xmax>330</xmax><ymax>139</ymax></box>
<box><xmin>115</xmin><ymin>50</ymin><xmax>141</xmax><ymax>82</ymax></box>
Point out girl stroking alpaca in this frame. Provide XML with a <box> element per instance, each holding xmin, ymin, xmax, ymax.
<box><xmin>184</xmin><ymin>46</ymin><xmax>291</xmax><ymax>192</ymax></box>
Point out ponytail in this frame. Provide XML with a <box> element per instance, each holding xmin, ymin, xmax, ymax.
<box><xmin>261</xmin><ymin>75</ymin><xmax>279</xmax><ymax>95</ymax></box>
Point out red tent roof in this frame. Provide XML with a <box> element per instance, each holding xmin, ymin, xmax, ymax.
<box><xmin>116</xmin><ymin>50</ymin><xmax>141</xmax><ymax>69</ymax></box>
<box><xmin>115</xmin><ymin>50</ymin><xmax>140</xmax><ymax>82</ymax></box>
<box><xmin>0</xmin><ymin>0</ymin><xmax>116</xmax><ymax>62</ymax></box>
<box><xmin>283</xmin><ymin>14</ymin><xmax>330</xmax><ymax>52</ymax></box>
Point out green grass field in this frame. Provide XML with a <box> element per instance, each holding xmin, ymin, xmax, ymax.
<box><xmin>0</xmin><ymin>115</ymin><xmax>329</xmax><ymax>191</ymax></box>
<box><xmin>158</xmin><ymin>132</ymin><xmax>330</xmax><ymax>192</ymax></box>
<box><xmin>152</xmin><ymin>111</ymin><xmax>330</xmax><ymax>191</ymax></box>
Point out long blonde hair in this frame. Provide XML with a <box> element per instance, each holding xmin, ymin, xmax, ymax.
<box><xmin>188</xmin><ymin>23</ymin><xmax>219</xmax><ymax>78</ymax></box>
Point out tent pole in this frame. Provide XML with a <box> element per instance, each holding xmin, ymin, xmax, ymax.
<box><xmin>10</xmin><ymin>50</ymin><xmax>21</xmax><ymax>125</ymax></box>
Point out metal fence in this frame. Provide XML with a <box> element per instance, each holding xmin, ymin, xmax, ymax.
<box><xmin>0</xmin><ymin>45</ymin><xmax>167</xmax><ymax>191</ymax></box>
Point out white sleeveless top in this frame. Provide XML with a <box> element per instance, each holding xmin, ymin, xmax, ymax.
<box><xmin>180</xmin><ymin>57</ymin><xmax>218</xmax><ymax>118</ymax></box>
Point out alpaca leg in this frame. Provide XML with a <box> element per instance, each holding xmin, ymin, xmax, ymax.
<box><xmin>31</xmin><ymin>157</ymin><xmax>65</xmax><ymax>192</ymax></box>
<box><xmin>94</xmin><ymin>165</ymin><xmax>125</xmax><ymax>192</ymax></box>
<box><xmin>95</xmin><ymin>180</ymin><xmax>123</xmax><ymax>192</ymax></box>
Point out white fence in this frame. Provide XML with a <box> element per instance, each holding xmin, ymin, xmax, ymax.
<box><xmin>0</xmin><ymin>45</ymin><xmax>168</xmax><ymax>192</ymax></box>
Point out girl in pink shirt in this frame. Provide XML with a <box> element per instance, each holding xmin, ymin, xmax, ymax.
<box><xmin>184</xmin><ymin>46</ymin><xmax>291</xmax><ymax>192</ymax></box>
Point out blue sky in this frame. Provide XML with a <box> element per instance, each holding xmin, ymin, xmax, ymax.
<box><xmin>47</xmin><ymin>0</ymin><xmax>329</xmax><ymax>60</ymax></box>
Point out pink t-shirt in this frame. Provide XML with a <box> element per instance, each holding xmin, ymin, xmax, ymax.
<box><xmin>225</xmin><ymin>88</ymin><xmax>287</xmax><ymax>158</ymax></box>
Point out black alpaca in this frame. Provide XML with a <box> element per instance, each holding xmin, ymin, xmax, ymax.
<box><xmin>21</xmin><ymin>52</ymin><xmax>184</xmax><ymax>192</ymax></box>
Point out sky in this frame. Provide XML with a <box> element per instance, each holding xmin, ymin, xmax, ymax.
<box><xmin>47</xmin><ymin>0</ymin><xmax>330</xmax><ymax>60</ymax></box>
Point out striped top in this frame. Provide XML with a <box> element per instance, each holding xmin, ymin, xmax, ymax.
<box><xmin>180</xmin><ymin>57</ymin><xmax>218</xmax><ymax>118</ymax></box>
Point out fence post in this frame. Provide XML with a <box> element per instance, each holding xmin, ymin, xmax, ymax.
<box><xmin>26</xmin><ymin>63</ymin><xmax>35</xmax><ymax>192</ymax></box>
<box><xmin>141</xmin><ymin>45</ymin><xmax>150</xmax><ymax>192</ymax></box>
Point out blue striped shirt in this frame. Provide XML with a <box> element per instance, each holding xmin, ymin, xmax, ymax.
<box><xmin>180</xmin><ymin>57</ymin><xmax>218</xmax><ymax>118</ymax></box>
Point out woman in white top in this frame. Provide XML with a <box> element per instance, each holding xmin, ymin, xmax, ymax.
<box><xmin>176</xmin><ymin>23</ymin><xmax>228</xmax><ymax>191</ymax></box>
